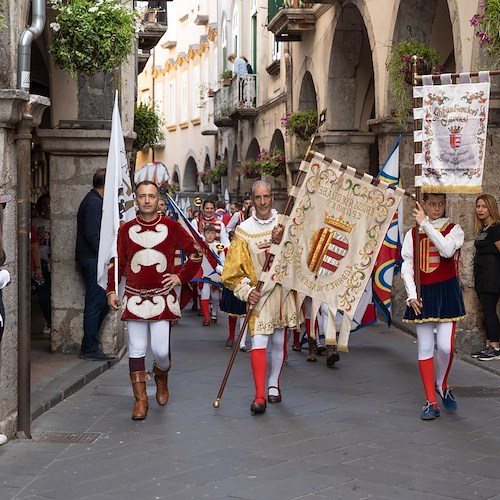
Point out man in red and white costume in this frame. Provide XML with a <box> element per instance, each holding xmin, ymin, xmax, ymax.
<box><xmin>107</xmin><ymin>181</ymin><xmax>202</xmax><ymax>420</ymax></box>
<box><xmin>192</xmin><ymin>198</ymin><xmax>230</xmax><ymax>246</ymax></box>
<box><xmin>222</xmin><ymin>181</ymin><xmax>298</xmax><ymax>414</ymax></box>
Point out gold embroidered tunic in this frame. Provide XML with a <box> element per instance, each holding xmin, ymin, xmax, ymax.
<box><xmin>222</xmin><ymin>210</ymin><xmax>298</xmax><ymax>335</ymax></box>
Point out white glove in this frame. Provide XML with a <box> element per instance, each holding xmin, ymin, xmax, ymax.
<box><xmin>0</xmin><ymin>270</ymin><xmax>10</xmax><ymax>289</ymax></box>
<box><xmin>215</xmin><ymin>265</ymin><xmax>223</xmax><ymax>275</ymax></box>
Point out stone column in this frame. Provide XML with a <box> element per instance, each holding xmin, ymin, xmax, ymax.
<box><xmin>0</xmin><ymin>89</ymin><xmax>30</xmax><ymax>437</ymax></box>
<box><xmin>314</xmin><ymin>131</ymin><xmax>375</xmax><ymax>172</ymax></box>
<box><xmin>37</xmin><ymin>129</ymin><xmax>134</xmax><ymax>355</ymax></box>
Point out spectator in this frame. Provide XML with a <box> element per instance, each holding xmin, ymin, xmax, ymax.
<box><xmin>227</xmin><ymin>54</ymin><xmax>248</xmax><ymax>76</ymax></box>
<box><xmin>472</xmin><ymin>194</ymin><xmax>500</xmax><ymax>361</ymax></box>
<box><xmin>32</xmin><ymin>193</ymin><xmax>51</xmax><ymax>335</ymax></box>
<box><xmin>0</xmin><ymin>191</ymin><xmax>12</xmax><ymax>445</ymax></box>
<box><xmin>76</xmin><ymin>169</ymin><xmax>115</xmax><ymax>360</ymax></box>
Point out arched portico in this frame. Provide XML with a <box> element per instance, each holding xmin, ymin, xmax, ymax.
<box><xmin>317</xmin><ymin>2</ymin><xmax>376</xmax><ymax>172</ymax></box>
<box><xmin>184</xmin><ymin>156</ymin><xmax>198</xmax><ymax>192</ymax></box>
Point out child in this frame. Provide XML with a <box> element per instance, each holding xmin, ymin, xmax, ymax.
<box><xmin>401</xmin><ymin>193</ymin><xmax>465</xmax><ymax>420</ymax></box>
<box><xmin>199</xmin><ymin>225</ymin><xmax>224</xmax><ymax>326</ymax></box>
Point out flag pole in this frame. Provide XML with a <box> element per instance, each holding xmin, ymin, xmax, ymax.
<box><xmin>213</xmin><ymin>110</ymin><xmax>326</xmax><ymax>409</ymax></box>
<box><xmin>412</xmin><ymin>56</ymin><xmax>422</xmax><ymax>300</ymax></box>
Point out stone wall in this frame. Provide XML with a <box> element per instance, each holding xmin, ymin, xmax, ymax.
<box><xmin>37</xmin><ymin>130</ymin><xmax>131</xmax><ymax>355</ymax></box>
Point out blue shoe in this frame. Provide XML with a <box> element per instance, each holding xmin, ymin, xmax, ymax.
<box><xmin>421</xmin><ymin>401</ymin><xmax>440</xmax><ymax>420</ymax></box>
<box><xmin>439</xmin><ymin>387</ymin><xmax>457</xmax><ymax>413</ymax></box>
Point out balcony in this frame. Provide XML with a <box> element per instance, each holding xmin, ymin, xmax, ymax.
<box><xmin>214</xmin><ymin>75</ymin><xmax>258</xmax><ymax>127</ymax></box>
<box><xmin>267</xmin><ymin>1</ymin><xmax>316</xmax><ymax>41</ymax></box>
<box><xmin>137</xmin><ymin>6</ymin><xmax>168</xmax><ymax>73</ymax></box>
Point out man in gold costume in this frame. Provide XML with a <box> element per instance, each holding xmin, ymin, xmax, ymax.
<box><xmin>222</xmin><ymin>181</ymin><xmax>298</xmax><ymax>414</ymax></box>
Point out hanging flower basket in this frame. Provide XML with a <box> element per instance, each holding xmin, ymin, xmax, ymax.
<box><xmin>48</xmin><ymin>0</ymin><xmax>139</xmax><ymax>77</ymax></box>
<box><xmin>238</xmin><ymin>160</ymin><xmax>261</xmax><ymax>179</ymax></box>
<box><xmin>255</xmin><ymin>149</ymin><xmax>286</xmax><ymax>177</ymax></box>
<box><xmin>133</xmin><ymin>102</ymin><xmax>164</xmax><ymax>151</ymax></box>
<box><xmin>281</xmin><ymin>109</ymin><xmax>318</xmax><ymax>142</ymax></box>
<box><xmin>386</xmin><ymin>39</ymin><xmax>441</xmax><ymax>129</ymax></box>
<box><xmin>471</xmin><ymin>1</ymin><xmax>500</xmax><ymax>67</ymax></box>
<box><xmin>211</xmin><ymin>159</ymin><xmax>228</xmax><ymax>178</ymax></box>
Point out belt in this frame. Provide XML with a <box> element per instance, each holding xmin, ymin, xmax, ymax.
<box><xmin>125</xmin><ymin>285</ymin><xmax>171</xmax><ymax>298</ymax></box>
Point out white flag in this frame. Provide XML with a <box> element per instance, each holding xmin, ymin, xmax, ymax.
<box><xmin>97</xmin><ymin>93</ymin><xmax>134</xmax><ymax>291</ymax></box>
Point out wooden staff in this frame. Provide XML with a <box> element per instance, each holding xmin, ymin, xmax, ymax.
<box><xmin>412</xmin><ymin>56</ymin><xmax>422</xmax><ymax>300</ymax></box>
<box><xmin>213</xmin><ymin>110</ymin><xmax>326</xmax><ymax>409</ymax></box>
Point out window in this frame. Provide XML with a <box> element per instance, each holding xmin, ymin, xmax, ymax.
<box><xmin>232</xmin><ymin>5</ymin><xmax>239</xmax><ymax>54</ymax></box>
<box><xmin>168</xmin><ymin>81</ymin><xmax>176</xmax><ymax>125</ymax></box>
<box><xmin>272</xmin><ymin>35</ymin><xmax>281</xmax><ymax>62</ymax></box>
<box><xmin>192</xmin><ymin>64</ymin><xmax>201</xmax><ymax>119</ymax></box>
<box><xmin>180</xmin><ymin>71</ymin><xmax>188</xmax><ymax>123</ymax></box>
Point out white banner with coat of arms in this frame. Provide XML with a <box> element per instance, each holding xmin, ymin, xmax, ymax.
<box><xmin>254</xmin><ymin>153</ymin><xmax>405</xmax><ymax>351</ymax></box>
<box><xmin>413</xmin><ymin>74</ymin><xmax>490</xmax><ymax>193</ymax></box>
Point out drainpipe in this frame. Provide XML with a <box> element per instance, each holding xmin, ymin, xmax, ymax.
<box><xmin>16</xmin><ymin>0</ymin><xmax>46</xmax><ymax>439</ymax></box>
<box><xmin>17</xmin><ymin>0</ymin><xmax>46</xmax><ymax>92</ymax></box>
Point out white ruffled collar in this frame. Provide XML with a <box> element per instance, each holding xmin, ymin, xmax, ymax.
<box><xmin>252</xmin><ymin>208</ymin><xmax>278</xmax><ymax>225</ymax></box>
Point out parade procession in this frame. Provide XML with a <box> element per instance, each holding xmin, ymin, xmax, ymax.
<box><xmin>1</xmin><ymin>1</ymin><xmax>500</xmax><ymax>498</ymax></box>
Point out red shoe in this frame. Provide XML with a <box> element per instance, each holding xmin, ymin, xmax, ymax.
<box><xmin>202</xmin><ymin>319</ymin><xmax>210</xmax><ymax>326</ymax></box>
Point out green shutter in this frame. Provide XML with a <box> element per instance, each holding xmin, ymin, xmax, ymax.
<box><xmin>268</xmin><ymin>0</ymin><xmax>284</xmax><ymax>23</ymax></box>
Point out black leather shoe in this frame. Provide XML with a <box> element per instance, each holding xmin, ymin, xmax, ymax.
<box><xmin>79</xmin><ymin>349</ymin><xmax>115</xmax><ymax>361</ymax></box>
<box><xmin>326</xmin><ymin>345</ymin><xmax>340</xmax><ymax>368</ymax></box>
<box><xmin>250</xmin><ymin>398</ymin><xmax>266</xmax><ymax>414</ymax></box>
<box><xmin>267</xmin><ymin>386</ymin><xmax>281</xmax><ymax>404</ymax></box>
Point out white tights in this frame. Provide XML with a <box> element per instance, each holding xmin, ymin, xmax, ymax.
<box><xmin>252</xmin><ymin>328</ymin><xmax>285</xmax><ymax>396</ymax></box>
<box><xmin>127</xmin><ymin>320</ymin><xmax>171</xmax><ymax>370</ymax></box>
<box><xmin>416</xmin><ymin>322</ymin><xmax>455</xmax><ymax>394</ymax></box>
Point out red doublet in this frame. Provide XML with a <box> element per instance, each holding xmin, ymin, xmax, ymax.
<box><xmin>107</xmin><ymin>215</ymin><xmax>201</xmax><ymax>321</ymax></box>
<box><xmin>414</xmin><ymin>223</ymin><xmax>458</xmax><ymax>285</ymax></box>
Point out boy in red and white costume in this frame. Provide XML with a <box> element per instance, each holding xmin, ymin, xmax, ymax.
<box><xmin>401</xmin><ymin>193</ymin><xmax>465</xmax><ymax>420</ymax></box>
<box><xmin>107</xmin><ymin>181</ymin><xmax>202</xmax><ymax>420</ymax></box>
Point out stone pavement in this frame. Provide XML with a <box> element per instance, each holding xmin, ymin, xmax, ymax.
<box><xmin>1</xmin><ymin>308</ymin><xmax>500</xmax><ymax>500</ymax></box>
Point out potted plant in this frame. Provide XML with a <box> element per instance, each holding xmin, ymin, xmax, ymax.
<box><xmin>210</xmin><ymin>159</ymin><xmax>228</xmax><ymax>182</ymax></box>
<box><xmin>255</xmin><ymin>149</ymin><xmax>286</xmax><ymax>177</ymax></box>
<box><xmin>471</xmin><ymin>1</ymin><xmax>500</xmax><ymax>67</ymax></box>
<box><xmin>133</xmin><ymin>102</ymin><xmax>164</xmax><ymax>151</ymax></box>
<box><xmin>386</xmin><ymin>39</ymin><xmax>441</xmax><ymax>129</ymax></box>
<box><xmin>281</xmin><ymin>109</ymin><xmax>318</xmax><ymax>142</ymax></box>
<box><xmin>238</xmin><ymin>159</ymin><xmax>261</xmax><ymax>179</ymax></box>
<box><xmin>220</xmin><ymin>69</ymin><xmax>233</xmax><ymax>86</ymax></box>
<box><xmin>199</xmin><ymin>169</ymin><xmax>212</xmax><ymax>185</ymax></box>
<box><xmin>48</xmin><ymin>0</ymin><xmax>138</xmax><ymax>77</ymax></box>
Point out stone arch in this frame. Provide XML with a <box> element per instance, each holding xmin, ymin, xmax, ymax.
<box><xmin>183</xmin><ymin>156</ymin><xmax>198</xmax><ymax>192</ymax></box>
<box><xmin>270</xmin><ymin>129</ymin><xmax>285</xmax><ymax>153</ymax></box>
<box><xmin>298</xmin><ymin>71</ymin><xmax>317</xmax><ymax>113</ymax></box>
<box><xmin>327</xmin><ymin>3</ymin><xmax>374</xmax><ymax>132</ymax></box>
<box><xmin>171</xmin><ymin>168</ymin><xmax>180</xmax><ymax>190</ymax></box>
<box><xmin>245</xmin><ymin>138</ymin><xmax>260</xmax><ymax>160</ymax></box>
<box><xmin>390</xmin><ymin>0</ymin><xmax>455</xmax><ymax>103</ymax></box>
<box><xmin>320</xmin><ymin>2</ymin><xmax>376</xmax><ymax>172</ymax></box>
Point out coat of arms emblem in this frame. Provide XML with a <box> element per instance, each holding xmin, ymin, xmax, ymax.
<box><xmin>307</xmin><ymin>213</ymin><xmax>354</xmax><ymax>278</ymax></box>
<box><xmin>448</xmin><ymin>125</ymin><xmax>462</xmax><ymax>150</ymax></box>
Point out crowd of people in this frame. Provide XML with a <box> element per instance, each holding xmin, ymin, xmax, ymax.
<box><xmin>1</xmin><ymin>171</ymin><xmax>497</xmax><ymax>429</ymax></box>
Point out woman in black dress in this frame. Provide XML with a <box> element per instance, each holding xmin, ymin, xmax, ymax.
<box><xmin>472</xmin><ymin>194</ymin><xmax>500</xmax><ymax>361</ymax></box>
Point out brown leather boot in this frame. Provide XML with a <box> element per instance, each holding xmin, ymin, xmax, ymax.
<box><xmin>130</xmin><ymin>371</ymin><xmax>149</xmax><ymax>420</ymax></box>
<box><xmin>306</xmin><ymin>337</ymin><xmax>318</xmax><ymax>362</ymax></box>
<box><xmin>326</xmin><ymin>345</ymin><xmax>340</xmax><ymax>368</ymax></box>
<box><xmin>152</xmin><ymin>363</ymin><xmax>169</xmax><ymax>406</ymax></box>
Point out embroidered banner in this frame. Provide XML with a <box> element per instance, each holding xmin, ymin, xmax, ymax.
<box><xmin>413</xmin><ymin>79</ymin><xmax>490</xmax><ymax>193</ymax></box>
<box><xmin>255</xmin><ymin>153</ymin><xmax>404</xmax><ymax>351</ymax></box>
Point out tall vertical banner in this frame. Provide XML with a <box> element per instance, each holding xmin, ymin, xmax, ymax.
<box><xmin>372</xmin><ymin>135</ymin><xmax>403</xmax><ymax>325</ymax></box>
<box><xmin>97</xmin><ymin>93</ymin><xmax>135</xmax><ymax>291</ymax></box>
<box><xmin>413</xmin><ymin>73</ymin><xmax>490</xmax><ymax>193</ymax></box>
<box><xmin>255</xmin><ymin>153</ymin><xmax>405</xmax><ymax>351</ymax></box>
